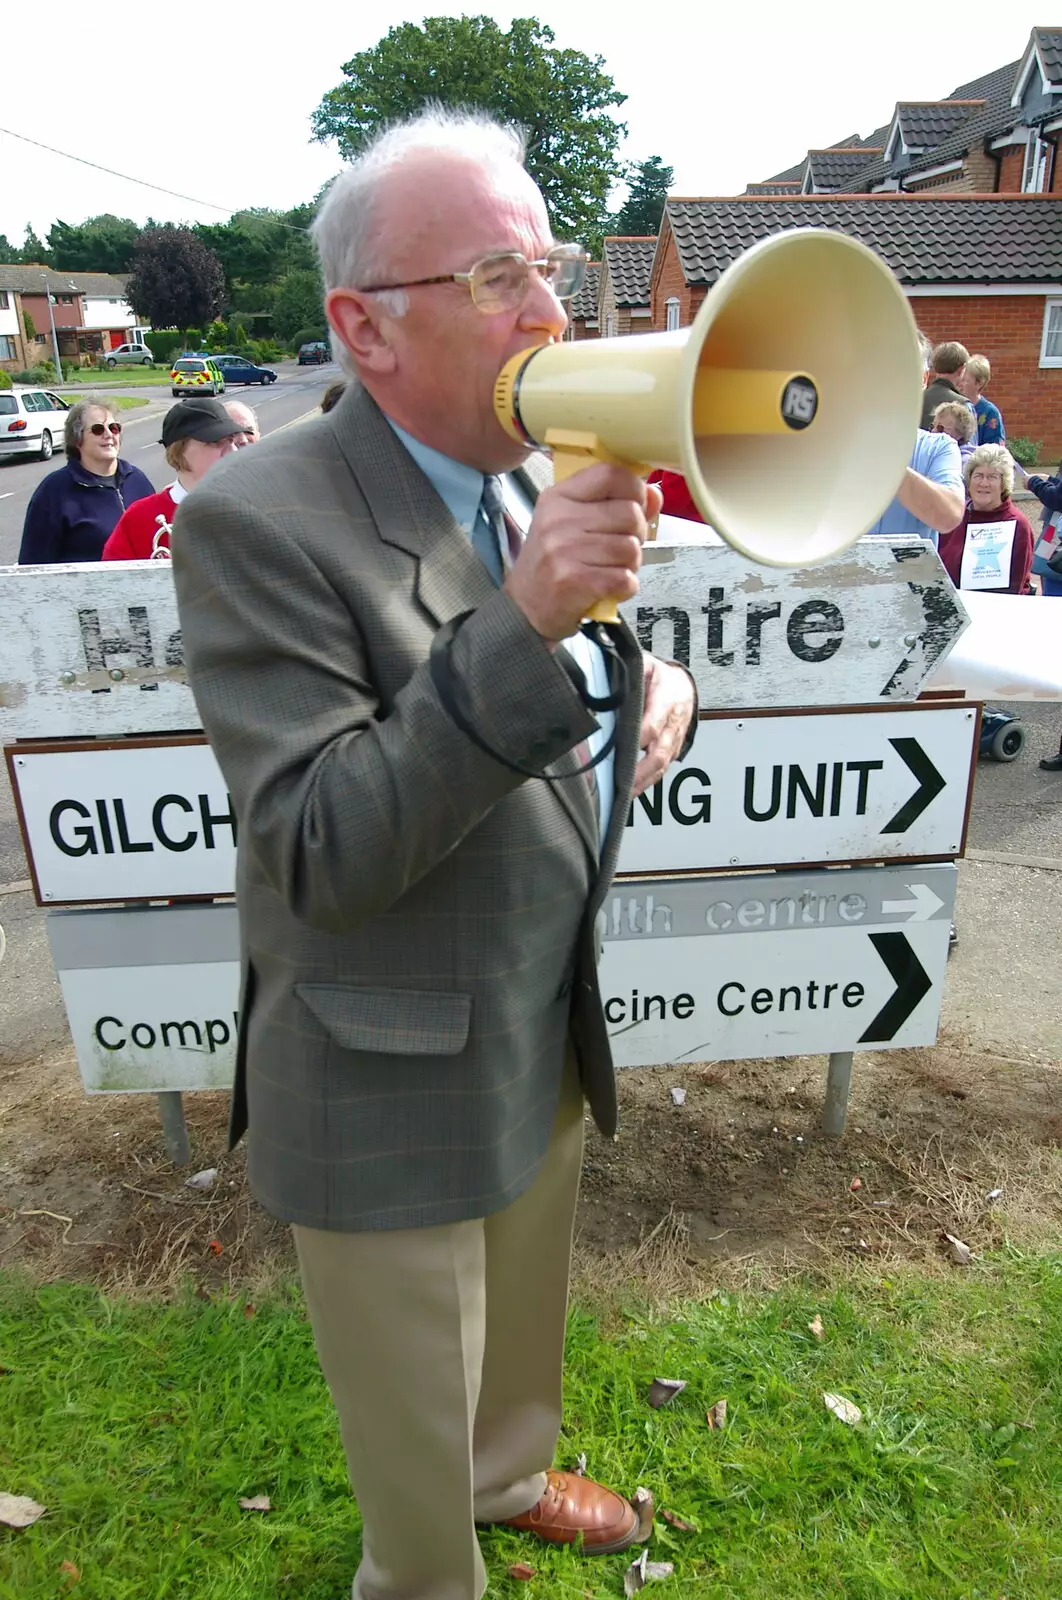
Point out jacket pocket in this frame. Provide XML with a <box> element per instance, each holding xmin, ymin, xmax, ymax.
<box><xmin>294</xmin><ymin>984</ymin><xmax>471</xmax><ymax>1056</ymax></box>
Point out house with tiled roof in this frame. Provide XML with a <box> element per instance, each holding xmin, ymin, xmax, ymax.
<box><xmin>598</xmin><ymin>237</ymin><xmax>656</xmax><ymax>336</ymax></box>
<box><xmin>0</xmin><ymin>264</ymin><xmax>143</xmax><ymax>372</ymax></box>
<box><xmin>566</xmin><ymin>261</ymin><xmax>600</xmax><ymax>341</ymax></box>
<box><xmin>650</xmin><ymin>194</ymin><xmax>1062</xmax><ymax>457</ymax></box>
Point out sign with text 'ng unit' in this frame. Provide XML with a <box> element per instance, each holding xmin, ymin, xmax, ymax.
<box><xmin>600</xmin><ymin>863</ymin><xmax>957</xmax><ymax>1067</ymax></box>
<box><xmin>7</xmin><ymin>738</ymin><xmax>234</xmax><ymax>904</ymax></box>
<box><xmin>616</xmin><ymin>702</ymin><xmax>978</xmax><ymax>875</ymax></box>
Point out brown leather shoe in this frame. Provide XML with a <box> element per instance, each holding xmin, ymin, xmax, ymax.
<box><xmin>500</xmin><ymin>1470</ymin><xmax>639</xmax><ymax>1554</ymax></box>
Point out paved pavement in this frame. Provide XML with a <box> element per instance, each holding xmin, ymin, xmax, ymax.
<box><xmin>0</xmin><ymin>361</ymin><xmax>338</xmax><ymax>564</ymax></box>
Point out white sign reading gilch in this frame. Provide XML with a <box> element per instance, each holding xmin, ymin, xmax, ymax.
<box><xmin>7</xmin><ymin>738</ymin><xmax>234</xmax><ymax>904</ymax></box>
<box><xmin>616</xmin><ymin>703</ymin><xmax>978</xmax><ymax>875</ymax></box>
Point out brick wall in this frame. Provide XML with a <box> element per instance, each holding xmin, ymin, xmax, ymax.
<box><xmin>650</xmin><ymin>223</ymin><xmax>702</xmax><ymax>329</ymax></box>
<box><xmin>911</xmin><ymin>293</ymin><xmax>1062</xmax><ymax>462</ymax></box>
<box><xmin>997</xmin><ymin>147</ymin><xmax>1025</xmax><ymax>192</ymax></box>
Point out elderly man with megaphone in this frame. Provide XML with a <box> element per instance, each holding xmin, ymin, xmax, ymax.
<box><xmin>171</xmin><ymin>106</ymin><xmax>922</xmax><ymax>1600</ymax></box>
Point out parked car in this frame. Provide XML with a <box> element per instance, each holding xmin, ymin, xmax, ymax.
<box><xmin>298</xmin><ymin>342</ymin><xmax>329</xmax><ymax>365</ymax></box>
<box><xmin>0</xmin><ymin>388</ymin><xmax>69</xmax><ymax>462</ymax></box>
<box><xmin>213</xmin><ymin>354</ymin><xmax>278</xmax><ymax>386</ymax></box>
<box><xmin>104</xmin><ymin>342</ymin><xmax>154</xmax><ymax>368</ymax></box>
<box><xmin>170</xmin><ymin>357</ymin><xmax>227</xmax><ymax>397</ymax></box>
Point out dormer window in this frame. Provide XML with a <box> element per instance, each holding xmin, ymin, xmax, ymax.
<box><xmin>1023</xmin><ymin>133</ymin><xmax>1050</xmax><ymax>192</ymax></box>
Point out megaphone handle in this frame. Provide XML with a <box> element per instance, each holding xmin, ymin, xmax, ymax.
<box><xmin>543</xmin><ymin>428</ymin><xmax>655</xmax><ymax>626</ymax></box>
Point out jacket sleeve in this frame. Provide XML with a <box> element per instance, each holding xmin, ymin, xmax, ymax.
<box><xmin>102</xmin><ymin>507</ymin><xmax>140</xmax><ymax>560</ymax></box>
<box><xmin>1027</xmin><ymin>474</ymin><xmax>1062</xmax><ymax>514</ymax></box>
<box><xmin>171</xmin><ymin>484</ymin><xmax>599</xmax><ymax>935</ymax></box>
<box><xmin>18</xmin><ymin>477</ymin><xmax>62</xmax><ymax>564</ymax></box>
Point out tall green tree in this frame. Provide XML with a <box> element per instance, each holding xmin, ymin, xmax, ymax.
<box><xmin>196</xmin><ymin>207</ymin><xmax>316</xmax><ymax>312</ymax></box>
<box><xmin>611</xmin><ymin>156</ymin><xmax>673</xmax><ymax>238</ymax></box>
<box><xmin>48</xmin><ymin>214</ymin><xmax>139</xmax><ymax>274</ymax></box>
<box><xmin>272</xmin><ymin>268</ymin><xmax>325</xmax><ymax>342</ymax></box>
<box><xmin>310</xmin><ymin>16</ymin><xmax>626</xmax><ymax>242</ymax></box>
<box><xmin>0</xmin><ymin>233</ymin><xmax>16</xmax><ymax>263</ymax></box>
<box><xmin>19</xmin><ymin>225</ymin><xmax>50</xmax><ymax>265</ymax></box>
<box><xmin>126</xmin><ymin>227</ymin><xmax>225</xmax><ymax>329</ymax></box>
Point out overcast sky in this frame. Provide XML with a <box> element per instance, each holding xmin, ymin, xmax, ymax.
<box><xmin>0</xmin><ymin>2</ymin><xmax>1044</xmax><ymax>246</ymax></box>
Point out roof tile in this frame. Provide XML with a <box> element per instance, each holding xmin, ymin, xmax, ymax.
<box><xmin>665</xmin><ymin>196</ymin><xmax>1062</xmax><ymax>286</ymax></box>
<box><xmin>602</xmin><ymin>237</ymin><xmax>657</xmax><ymax>305</ymax></box>
<box><xmin>569</xmin><ymin>261</ymin><xmax>600</xmax><ymax>321</ymax></box>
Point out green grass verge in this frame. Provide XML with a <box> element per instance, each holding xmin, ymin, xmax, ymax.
<box><xmin>58</xmin><ymin>369</ymin><xmax>177</xmax><ymax>387</ymax></box>
<box><xmin>56</xmin><ymin>395</ymin><xmax>148</xmax><ymax>411</ymax></box>
<box><xmin>2</xmin><ymin>1254</ymin><xmax>1061</xmax><ymax>1598</ymax></box>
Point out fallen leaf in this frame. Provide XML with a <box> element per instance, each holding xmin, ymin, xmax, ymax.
<box><xmin>0</xmin><ymin>1492</ymin><xmax>46</xmax><ymax>1528</ymax></box>
<box><xmin>669</xmin><ymin>1087</ymin><xmax>686</xmax><ymax>1106</ymax></box>
<box><xmin>507</xmin><ymin>1563</ymin><xmax>536</xmax><ymax>1580</ymax></box>
<box><xmin>706</xmin><ymin>1398</ymin><xmax>727</xmax><ymax>1430</ymax></box>
<box><xmin>808</xmin><ymin>1315</ymin><xmax>825</xmax><ymax>1341</ymax></box>
<box><xmin>184</xmin><ymin>1167</ymin><xmax>218</xmax><ymax>1191</ymax></box>
<box><xmin>60</xmin><ymin>1560</ymin><xmax>80</xmax><ymax>1582</ymax></box>
<box><xmin>243</xmin><ymin>1304</ymin><xmax>257</xmax><ymax>1319</ymax></box>
<box><xmin>647</xmin><ymin>1378</ymin><xmax>686</xmax><ymax>1409</ymax></box>
<box><xmin>573</xmin><ymin>1451</ymin><xmax>587</xmax><ymax>1476</ymax></box>
<box><xmin>661</xmin><ymin>1508</ymin><xmax>697</xmax><ymax>1532</ymax></box>
<box><xmin>630</xmin><ymin>1485</ymin><xmax>655</xmax><ymax>1541</ymax></box>
<box><xmin>624</xmin><ymin>1550</ymin><xmax>649</xmax><ymax>1595</ymax></box>
<box><xmin>823</xmin><ymin>1392</ymin><xmax>862</xmax><ymax>1426</ymax></box>
<box><xmin>645</xmin><ymin>1563</ymin><xmax>675</xmax><ymax>1580</ymax></box>
<box><xmin>941</xmin><ymin>1231</ymin><xmax>973</xmax><ymax>1267</ymax></box>
<box><xmin>208</xmin><ymin>1239</ymin><xmax>224</xmax><ymax>1256</ymax></box>
<box><xmin>849</xmin><ymin>1177</ymin><xmax>862</xmax><ymax>1192</ymax></box>
<box><xmin>238</xmin><ymin>1495</ymin><xmax>271</xmax><ymax>1512</ymax></box>
<box><xmin>986</xmin><ymin>1188</ymin><xmax>1003</xmax><ymax>1202</ymax></box>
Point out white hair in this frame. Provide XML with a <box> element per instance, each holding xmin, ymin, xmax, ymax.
<box><xmin>312</xmin><ymin>107</ymin><xmax>529</xmax><ymax>373</ymax></box>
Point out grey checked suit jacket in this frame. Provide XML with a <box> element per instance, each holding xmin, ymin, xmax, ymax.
<box><xmin>172</xmin><ymin>382</ymin><xmax>645</xmax><ymax>1232</ymax></box>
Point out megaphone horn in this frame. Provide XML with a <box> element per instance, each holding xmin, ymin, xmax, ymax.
<box><xmin>493</xmin><ymin>229</ymin><xmax>923</xmax><ymax>621</ymax></box>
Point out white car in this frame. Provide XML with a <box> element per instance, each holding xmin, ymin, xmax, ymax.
<box><xmin>104</xmin><ymin>343</ymin><xmax>154</xmax><ymax>368</ymax></box>
<box><xmin>0</xmin><ymin>387</ymin><xmax>70</xmax><ymax>461</ymax></box>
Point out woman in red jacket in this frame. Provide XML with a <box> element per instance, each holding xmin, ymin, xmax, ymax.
<box><xmin>937</xmin><ymin>444</ymin><xmax>1034</xmax><ymax>595</ymax></box>
<box><xmin>102</xmin><ymin>397</ymin><xmax>244</xmax><ymax>560</ymax></box>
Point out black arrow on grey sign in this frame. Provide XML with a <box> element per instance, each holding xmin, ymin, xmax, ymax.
<box><xmin>858</xmin><ymin>933</ymin><xmax>932</xmax><ymax>1043</ymax></box>
<box><xmin>880</xmin><ymin>737</ymin><xmax>946</xmax><ymax>834</ymax></box>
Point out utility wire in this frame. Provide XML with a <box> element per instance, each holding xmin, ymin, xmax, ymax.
<box><xmin>0</xmin><ymin>125</ymin><xmax>312</xmax><ymax>232</ymax></box>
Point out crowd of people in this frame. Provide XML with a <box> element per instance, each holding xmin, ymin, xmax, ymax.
<box><xmin>16</xmin><ymin>395</ymin><xmax>260</xmax><ymax>566</ymax></box>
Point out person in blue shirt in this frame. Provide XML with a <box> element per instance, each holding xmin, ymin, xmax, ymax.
<box><xmin>864</xmin><ymin>429</ymin><xmax>965</xmax><ymax>547</ymax></box>
<box><xmin>958</xmin><ymin>354</ymin><xmax>1005</xmax><ymax>446</ymax></box>
<box><xmin>19</xmin><ymin>398</ymin><xmax>154</xmax><ymax>563</ymax></box>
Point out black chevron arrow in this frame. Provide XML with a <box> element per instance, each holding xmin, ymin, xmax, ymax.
<box><xmin>880</xmin><ymin>737</ymin><xmax>946</xmax><ymax>834</ymax></box>
<box><xmin>858</xmin><ymin>933</ymin><xmax>932</xmax><ymax>1043</ymax></box>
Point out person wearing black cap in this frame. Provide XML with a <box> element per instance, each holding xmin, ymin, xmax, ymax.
<box><xmin>102</xmin><ymin>397</ymin><xmax>244</xmax><ymax>560</ymax></box>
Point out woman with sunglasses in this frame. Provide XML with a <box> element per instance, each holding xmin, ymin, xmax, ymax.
<box><xmin>18</xmin><ymin>398</ymin><xmax>155</xmax><ymax>564</ymax></box>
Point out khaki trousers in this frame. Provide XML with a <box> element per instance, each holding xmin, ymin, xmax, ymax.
<box><xmin>292</xmin><ymin>1056</ymin><xmax>585</xmax><ymax>1600</ymax></box>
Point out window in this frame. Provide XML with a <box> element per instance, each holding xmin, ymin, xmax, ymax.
<box><xmin>666</xmin><ymin>297</ymin><xmax>681</xmax><ymax>332</ymax></box>
<box><xmin>0</xmin><ymin>335</ymin><xmax>15</xmax><ymax>360</ymax></box>
<box><xmin>1040</xmin><ymin>299</ymin><xmax>1062</xmax><ymax>368</ymax></box>
<box><xmin>0</xmin><ymin>291</ymin><xmax>8</xmax><ymax>309</ymax></box>
<box><xmin>57</xmin><ymin>294</ymin><xmax>74</xmax><ymax>305</ymax></box>
<box><xmin>605</xmin><ymin>313</ymin><xmax>616</xmax><ymax>337</ymax></box>
<box><xmin>1023</xmin><ymin>134</ymin><xmax>1050</xmax><ymax>192</ymax></box>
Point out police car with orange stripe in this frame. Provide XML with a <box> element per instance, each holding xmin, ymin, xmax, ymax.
<box><xmin>170</xmin><ymin>355</ymin><xmax>227</xmax><ymax>398</ymax></box>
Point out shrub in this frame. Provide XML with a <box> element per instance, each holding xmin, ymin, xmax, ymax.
<box><xmin>1008</xmin><ymin>435</ymin><xmax>1042</xmax><ymax>468</ymax></box>
<box><xmin>0</xmin><ymin>369</ymin><xmax>11</xmax><ymax>390</ymax></box>
<box><xmin>290</xmin><ymin>325</ymin><xmax>327</xmax><ymax>351</ymax></box>
<box><xmin>12</xmin><ymin>366</ymin><xmax>54</xmax><ymax>384</ymax></box>
<box><xmin>231</xmin><ymin>320</ymin><xmax>249</xmax><ymax>346</ymax></box>
<box><xmin>147</xmin><ymin>330</ymin><xmax>184</xmax><ymax>367</ymax></box>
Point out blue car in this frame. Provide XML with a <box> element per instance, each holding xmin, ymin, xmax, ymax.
<box><xmin>213</xmin><ymin>354</ymin><xmax>278</xmax><ymax>387</ymax></box>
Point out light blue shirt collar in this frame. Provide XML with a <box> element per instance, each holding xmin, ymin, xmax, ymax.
<box><xmin>387</xmin><ymin>420</ymin><xmax>485</xmax><ymax>533</ymax></box>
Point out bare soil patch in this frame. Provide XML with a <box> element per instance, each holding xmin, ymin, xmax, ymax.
<box><xmin>2</xmin><ymin>1033</ymin><xmax>1060</xmax><ymax>1298</ymax></box>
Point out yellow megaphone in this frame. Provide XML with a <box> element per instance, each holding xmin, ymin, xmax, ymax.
<box><xmin>494</xmin><ymin>229</ymin><xmax>923</xmax><ymax>621</ymax></box>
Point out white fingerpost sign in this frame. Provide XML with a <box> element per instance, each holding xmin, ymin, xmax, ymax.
<box><xmin>6</xmin><ymin>737</ymin><xmax>235</xmax><ymax>904</ymax></box>
<box><xmin>617</xmin><ymin>703</ymin><xmax>978</xmax><ymax>875</ymax></box>
<box><xmin>599</xmin><ymin>863</ymin><xmax>956</xmax><ymax>1068</ymax></box>
<box><xmin>47</xmin><ymin>904</ymin><xmax>240</xmax><ymax>1093</ymax></box>
<box><xmin>621</xmin><ymin>537</ymin><xmax>969</xmax><ymax>708</ymax></box>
